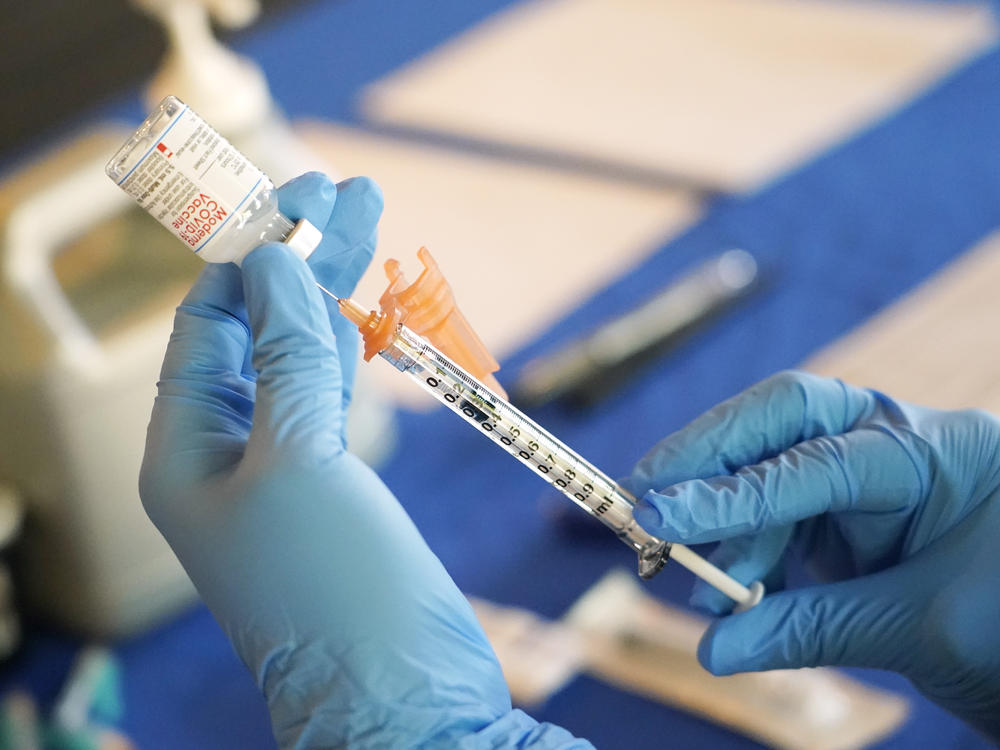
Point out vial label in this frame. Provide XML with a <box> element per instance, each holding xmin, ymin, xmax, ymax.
<box><xmin>114</xmin><ymin>104</ymin><xmax>264</xmax><ymax>253</ymax></box>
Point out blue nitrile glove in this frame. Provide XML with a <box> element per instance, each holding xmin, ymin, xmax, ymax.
<box><xmin>625</xmin><ymin>371</ymin><xmax>1000</xmax><ymax>741</ymax></box>
<box><xmin>140</xmin><ymin>172</ymin><xmax>591</xmax><ymax>750</ymax></box>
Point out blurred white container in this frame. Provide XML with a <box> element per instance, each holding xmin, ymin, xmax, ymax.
<box><xmin>0</xmin><ymin>131</ymin><xmax>199</xmax><ymax>636</ymax></box>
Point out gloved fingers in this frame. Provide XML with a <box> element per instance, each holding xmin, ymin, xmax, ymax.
<box><xmin>140</xmin><ymin>398</ymin><xmax>251</xmax><ymax>534</ymax></box>
<box><xmin>307</xmin><ymin>176</ymin><xmax>383</xmax><ymax>298</ymax></box>
<box><xmin>698</xmin><ymin>571</ymin><xmax>920</xmax><ymax>675</ymax></box>
<box><xmin>688</xmin><ymin>526</ymin><xmax>792</xmax><ymax>614</ymax></box>
<box><xmin>142</xmin><ymin>263</ymin><xmax>257</xmax><ymax>525</ymax></box>
<box><xmin>154</xmin><ymin>262</ymin><xmax>258</xmax><ymax>427</ymax></box>
<box><xmin>635</xmin><ymin>425</ymin><xmax>922</xmax><ymax>544</ymax></box>
<box><xmin>624</xmin><ymin>371</ymin><xmax>878</xmax><ymax>496</ymax></box>
<box><xmin>240</xmin><ymin>244</ymin><xmax>346</xmax><ymax>463</ymax></box>
<box><xmin>277</xmin><ymin>171</ymin><xmax>338</xmax><ymax>233</ymax></box>
<box><xmin>159</xmin><ymin>263</ymin><xmax>249</xmax><ymax>383</ymax></box>
<box><xmin>277</xmin><ymin>171</ymin><xmax>381</xmax><ymax>297</ymax></box>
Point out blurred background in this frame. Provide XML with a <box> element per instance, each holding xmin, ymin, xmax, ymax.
<box><xmin>2</xmin><ymin>0</ymin><xmax>1000</xmax><ymax>747</ymax></box>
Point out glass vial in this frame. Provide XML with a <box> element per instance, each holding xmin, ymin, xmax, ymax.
<box><xmin>106</xmin><ymin>96</ymin><xmax>317</xmax><ymax>264</ymax></box>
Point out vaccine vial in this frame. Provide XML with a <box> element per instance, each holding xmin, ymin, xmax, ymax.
<box><xmin>106</xmin><ymin>95</ymin><xmax>320</xmax><ymax>264</ymax></box>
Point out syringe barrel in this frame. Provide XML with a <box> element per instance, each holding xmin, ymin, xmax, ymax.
<box><xmin>379</xmin><ymin>325</ymin><xmax>670</xmax><ymax>578</ymax></box>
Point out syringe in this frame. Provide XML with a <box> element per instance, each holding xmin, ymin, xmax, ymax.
<box><xmin>322</xmin><ymin>278</ymin><xmax>764</xmax><ymax>610</ymax></box>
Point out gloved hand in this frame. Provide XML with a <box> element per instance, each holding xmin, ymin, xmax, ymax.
<box><xmin>140</xmin><ymin>172</ymin><xmax>591</xmax><ymax>750</ymax></box>
<box><xmin>625</xmin><ymin>371</ymin><xmax>1000</xmax><ymax>740</ymax></box>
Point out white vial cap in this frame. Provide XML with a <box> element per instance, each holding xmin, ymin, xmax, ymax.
<box><xmin>284</xmin><ymin>219</ymin><xmax>323</xmax><ymax>260</ymax></box>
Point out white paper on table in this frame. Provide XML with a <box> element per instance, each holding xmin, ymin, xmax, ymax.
<box><xmin>805</xmin><ymin>228</ymin><xmax>1000</xmax><ymax>413</ymax></box>
<box><xmin>472</xmin><ymin>570</ymin><xmax>909</xmax><ymax>750</ymax></box>
<box><xmin>361</xmin><ymin>0</ymin><xmax>997</xmax><ymax>192</ymax></box>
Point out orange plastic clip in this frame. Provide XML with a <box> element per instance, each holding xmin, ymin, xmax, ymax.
<box><xmin>344</xmin><ymin>247</ymin><xmax>505</xmax><ymax>398</ymax></box>
<box><xmin>383</xmin><ymin>247</ymin><xmax>505</xmax><ymax>397</ymax></box>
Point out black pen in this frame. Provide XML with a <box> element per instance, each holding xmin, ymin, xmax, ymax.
<box><xmin>512</xmin><ymin>249</ymin><xmax>759</xmax><ymax>408</ymax></box>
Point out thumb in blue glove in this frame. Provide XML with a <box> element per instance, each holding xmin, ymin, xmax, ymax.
<box><xmin>626</xmin><ymin>371</ymin><xmax>1000</xmax><ymax>740</ymax></box>
<box><xmin>140</xmin><ymin>172</ymin><xmax>592</xmax><ymax>749</ymax></box>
